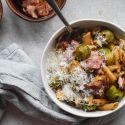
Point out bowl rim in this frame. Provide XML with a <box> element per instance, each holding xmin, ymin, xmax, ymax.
<box><xmin>41</xmin><ymin>19</ymin><xmax>125</xmax><ymax>118</ymax></box>
<box><xmin>6</xmin><ymin>0</ymin><xmax>67</xmax><ymax>22</ymax></box>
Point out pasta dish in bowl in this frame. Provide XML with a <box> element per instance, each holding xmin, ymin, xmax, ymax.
<box><xmin>41</xmin><ymin>19</ymin><xmax>125</xmax><ymax>117</ymax></box>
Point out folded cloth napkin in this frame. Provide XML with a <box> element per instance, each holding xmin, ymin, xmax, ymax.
<box><xmin>0</xmin><ymin>43</ymin><xmax>124</xmax><ymax>125</ymax></box>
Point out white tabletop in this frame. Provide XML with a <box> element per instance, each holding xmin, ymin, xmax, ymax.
<box><xmin>0</xmin><ymin>0</ymin><xmax>125</xmax><ymax>125</ymax></box>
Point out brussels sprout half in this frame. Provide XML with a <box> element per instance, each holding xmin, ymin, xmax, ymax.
<box><xmin>76</xmin><ymin>44</ymin><xmax>91</xmax><ymax>60</ymax></box>
<box><xmin>101</xmin><ymin>30</ymin><xmax>115</xmax><ymax>43</ymax></box>
<box><xmin>106</xmin><ymin>85</ymin><xmax>124</xmax><ymax>102</ymax></box>
<box><xmin>99</xmin><ymin>47</ymin><xmax>115</xmax><ymax>65</ymax></box>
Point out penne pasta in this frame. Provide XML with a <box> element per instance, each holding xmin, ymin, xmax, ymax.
<box><xmin>56</xmin><ymin>89</ymin><xmax>64</xmax><ymax>101</ymax></box>
<box><xmin>119</xmin><ymin>48</ymin><xmax>125</xmax><ymax>65</ymax></box>
<box><xmin>82</xmin><ymin>32</ymin><xmax>93</xmax><ymax>45</ymax></box>
<box><xmin>119</xmin><ymin>71</ymin><xmax>125</xmax><ymax>76</ymax></box>
<box><xmin>92</xmin><ymin>75</ymin><xmax>106</xmax><ymax>82</ymax></box>
<box><xmin>98</xmin><ymin>102</ymin><xmax>118</xmax><ymax>111</ymax></box>
<box><xmin>89</xmin><ymin>99</ymin><xmax>109</xmax><ymax>106</ymax></box>
<box><xmin>108</xmin><ymin>65</ymin><xmax>120</xmax><ymax>72</ymax></box>
<box><xmin>113</xmin><ymin>47</ymin><xmax>120</xmax><ymax>65</ymax></box>
<box><xmin>102</xmin><ymin>65</ymin><xmax>117</xmax><ymax>83</ymax></box>
<box><xmin>69</xmin><ymin>60</ymin><xmax>80</xmax><ymax>72</ymax></box>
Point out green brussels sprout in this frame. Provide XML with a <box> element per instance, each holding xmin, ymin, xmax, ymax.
<box><xmin>101</xmin><ymin>30</ymin><xmax>115</xmax><ymax>43</ymax></box>
<box><xmin>82</xmin><ymin>105</ymin><xmax>97</xmax><ymax>111</ymax></box>
<box><xmin>99</xmin><ymin>47</ymin><xmax>115</xmax><ymax>65</ymax></box>
<box><xmin>76</xmin><ymin>44</ymin><xmax>91</xmax><ymax>60</ymax></box>
<box><xmin>106</xmin><ymin>85</ymin><xmax>124</xmax><ymax>102</ymax></box>
<box><xmin>106</xmin><ymin>52</ymin><xmax>115</xmax><ymax>65</ymax></box>
<box><xmin>99</xmin><ymin>47</ymin><xmax>111</xmax><ymax>55</ymax></box>
<box><xmin>50</xmin><ymin>77</ymin><xmax>63</xmax><ymax>90</ymax></box>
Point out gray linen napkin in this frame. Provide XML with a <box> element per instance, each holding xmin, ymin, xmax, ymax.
<box><xmin>0</xmin><ymin>43</ymin><xmax>124</xmax><ymax>125</ymax></box>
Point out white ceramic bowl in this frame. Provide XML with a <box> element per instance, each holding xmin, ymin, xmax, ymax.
<box><xmin>41</xmin><ymin>19</ymin><xmax>125</xmax><ymax>118</ymax></box>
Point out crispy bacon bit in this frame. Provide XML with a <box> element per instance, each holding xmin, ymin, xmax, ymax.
<box><xmin>86</xmin><ymin>51</ymin><xmax>103</xmax><ymax>70</ymax></box>
<box><xmin>84</xmin><ymin>81</ymin><xmax>103</xmax><ymax>89</ymax></box>
<box><xmin>24</xmin><ymin>5</ymin><xmax>37</xmax><ymax>18</ymax></box>
<box><xmin>22</xmin><ymin>0</ymin><xmax>53</xmax><ymax>18</ymax></box>
<box><xmin>84</xmin><ymin>75</ymin><xmax>109</xmax><ymax>90</ymax></box>
<box><xmin>84</xmin><ymin>80</ymin><xmax>109</xmax><ymax>98</ymax></box>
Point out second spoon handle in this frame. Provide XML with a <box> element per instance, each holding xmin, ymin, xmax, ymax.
<box><xmin>46</xmin><ymin>0</ymin><xmax>72</xmax><ymax>32</ymax></box>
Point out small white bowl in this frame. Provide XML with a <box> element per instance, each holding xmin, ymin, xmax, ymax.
<box><xmin>41</xmin><ymin>19</ymin><xmax>125</xmax><ymax>118</ymax></box>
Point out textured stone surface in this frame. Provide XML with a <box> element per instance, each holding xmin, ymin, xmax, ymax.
<box><xmin>0</xmin><ymin>0</ymin><xmax>125</xmax><ymax>125</ymax></box>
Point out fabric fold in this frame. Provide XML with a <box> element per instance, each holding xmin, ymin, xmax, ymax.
<box><xmin>0</xmin><ymin>43</ymin><xmax>84</xmax><ymax>125</ymax></box>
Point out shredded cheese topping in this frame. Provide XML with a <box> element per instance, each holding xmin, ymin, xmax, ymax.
<box><xmin>46</xmin><ymin>47</ymin><xmax>93</xmax><ymax>100</ymax></box>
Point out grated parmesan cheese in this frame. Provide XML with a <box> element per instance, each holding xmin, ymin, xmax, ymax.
<box><xmin>70</xmin><ymin>66</ymin><xmax>91</xmax><ymax>85</ymax></box>
<box><xmin>46</xmin><ymin>49</ymin><xmax>93</xmax><ymax>99</ymax></box>
<box><xmin>95</xmin><ymin>34</ymin><xmax>107</xmax><ymax>47</ymax></box>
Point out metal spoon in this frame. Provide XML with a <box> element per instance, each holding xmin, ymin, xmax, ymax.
<box><xmin>46</xmin><ymin>0</ymin><xmax>73</xmax><ymax>33</ymax></box>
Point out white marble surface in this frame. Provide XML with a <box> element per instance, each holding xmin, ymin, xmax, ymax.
<box><xmin>0</xmin><ymin>0</ymin><xmax>125</xmax><ymax>125</ymax></box>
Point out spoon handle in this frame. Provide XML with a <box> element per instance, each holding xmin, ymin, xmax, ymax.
<box><xmin>46</xmin><ymin>0</ymin><xmax>72</xmax><ymax>32</ymax></box>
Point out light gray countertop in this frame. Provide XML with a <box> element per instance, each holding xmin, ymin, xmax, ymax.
<box><xmin>0</xmin><ymin>0</ymin><xmax>125</xmax><ymax>125</ymax></box>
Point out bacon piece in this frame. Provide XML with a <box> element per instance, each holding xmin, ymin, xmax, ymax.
<box><xmin>84</xmin><ymin>80</ymin><xmax>109</xmax><ymax>98</ymax></box>
<box><xmin>22</xmin><ymin>0</ymin><xmax>53</xmax><ymax>18</ymax></box>
<box><xmin>36</xmin><ymin>2</ymin><xmax>52</xmax><ymax>16</ymax></box>
<box><xmin>25</xmin><ymin>5</ymin><xmax>38</xmax><ymax>18</ymax></box>
<box><xmin>85</xmin><ymin>74</ymin><xmax>109</xmax><ymax>90</ymax></box>
<box><xmin>86</xmin><ymin>51</ymin><xmax>103</xmax><ymax>70</ymax></box>
<box><xmin>84</xmin><ymin>81</ymin><xmax>103</xmax><ymax>89</ymax></box>
<box><xmin>22</xmin><ymin>0</ymin><xmax>40</xmax><ymax>8</ymax></box>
